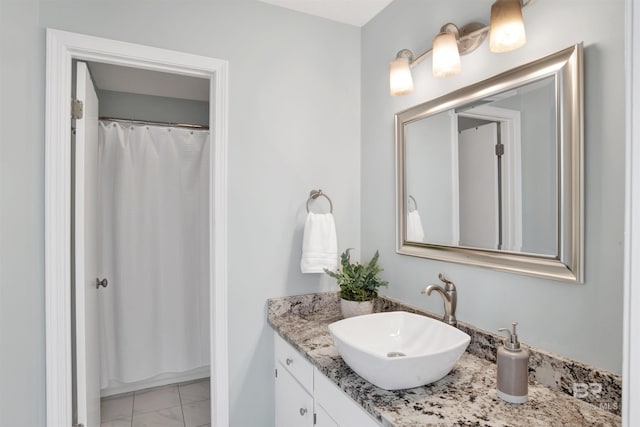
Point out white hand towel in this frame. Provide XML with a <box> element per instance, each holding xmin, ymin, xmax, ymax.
<box><xmin>300</xmin><ymin>212</ymin><xmax>338</xmax><ymax>273</ymax></box>
<box><xmin>407</xmin><ymin>210</ymin><xmax>425</xmax><ymax>242</ymax></box>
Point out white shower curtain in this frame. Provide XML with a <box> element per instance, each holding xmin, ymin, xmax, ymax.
<box><xmin>98</xmin><ymin>121</ymin><xmax>210</xmax><ymax>390</ymax></box>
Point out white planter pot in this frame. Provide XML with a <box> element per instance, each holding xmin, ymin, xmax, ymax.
<box><xmin>340</xmin><ymin>298</ymin><xmax>374</xmax><ymax>318</ymax></box>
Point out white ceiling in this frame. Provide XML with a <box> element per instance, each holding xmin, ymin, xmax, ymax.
<box><xmin>256</xmin><ymin>0</ymin><xmax>394</xmax><ymax>26</ymax></box>
<box><xmin>87</xmin><ymin>62</ymin><xmax>209</xmax><ymax>102</ymax></box>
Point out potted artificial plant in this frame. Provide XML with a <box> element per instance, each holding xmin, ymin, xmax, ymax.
<box><xmin>324</xmin><ymin>249</ymin><xmax>389</xmax><ymax>318</ymax></box>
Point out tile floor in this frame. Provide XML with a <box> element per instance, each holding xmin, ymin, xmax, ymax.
<box><xmin>100</xmin><ymin>378</ymin><xmax>210</xmax><ymax>427</ymax></box>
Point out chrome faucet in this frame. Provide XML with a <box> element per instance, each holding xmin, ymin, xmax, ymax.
<box><xmin>422</xmin><ymin>273</ymin><xmax>458</xmax><ymax>326</ymax></box>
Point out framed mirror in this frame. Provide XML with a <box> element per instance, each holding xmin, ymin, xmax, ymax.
<box><xmin>396</xmin><ymin>44</ymin><xmax>583</xmax><ymax>282</ymax></box>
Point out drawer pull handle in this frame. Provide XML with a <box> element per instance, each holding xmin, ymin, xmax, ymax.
<box><xmin>299</xmin><ymin>408</ymin><xmax>307</xmax><ymax>416</ymax></box>
<box><xmin>96</xmin><ymin>278</ymin><xmax>108</xmax><ymax>289</ymax></box>
<box><xmin>286</xmin><ymin>358</ymin><xmax>293</xmax><ymax>366</ymax></box>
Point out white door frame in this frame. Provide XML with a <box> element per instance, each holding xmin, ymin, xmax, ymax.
<box><xmin>454</xmin><ymin>106</ymin><xmax>523</xmax><ymax>251</ymax></box>
<box><xmin>623</xmin><ymin>0</ymin><xmax>639</xmax><ymax>424</ymax></box>
<box><xmin>44</xmin><ymin>29</ymin><xmax>229</xmax><ymax>426</ymax></box>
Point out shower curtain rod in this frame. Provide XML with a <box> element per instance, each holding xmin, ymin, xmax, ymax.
<box><xmin>99</xmin><ymin>117</ymin><xmax>209</xmax><ymax>130</ymax></box>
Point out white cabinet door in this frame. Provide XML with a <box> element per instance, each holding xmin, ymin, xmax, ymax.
<box><xmin>314</xmin><ymin>368</ymin><xmax>380</xmax><ymax>427</ymax></box>
<box><xmin>74</xmin><ymin>60</ymin><xmax>101</xmax><ymax>427</ymax></box>
<box><xmin>275</xmin><ymin>364</ymin><xmax>314</xmax><ymax>427</ymax></box>
<box><xmin>314</xmin><ymin>404</ymin><xmax>339</xmax><ymax>427</ymax></box>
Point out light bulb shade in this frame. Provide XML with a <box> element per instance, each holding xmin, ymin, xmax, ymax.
<box><xmin>432</xmin><ymin>32</ymin><xmax>461</xmax><ymax>78</ymax></box>
<box><xmin>389</xmin><ymin>57</ymin><xmax>414</xmax><ymax>96</ymax></box>
<box><xmin>489</xmin><ymin>0</ymin><xmax>526</xmax><ymax>53</ymax></box>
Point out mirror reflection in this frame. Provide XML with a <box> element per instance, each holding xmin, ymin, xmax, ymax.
<box><xmin>405</xmin><ymin>76</ymin><xmax>558</xmax><ymax>256</ymax></box>
<box><xmin>396</xmin><ymin>44</ymin><xmax>583</xmax><ymax>282</ymax></box>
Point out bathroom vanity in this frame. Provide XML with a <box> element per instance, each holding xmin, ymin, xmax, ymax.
<box><xmin>268</xmin><ymin>293</ymin><xmax>621</xmax><ymax>427</ymax></box>
<box><xmin>275</xmin><ymin>334</ymin><xmax>380</xmax><ymax>426</ymax></box>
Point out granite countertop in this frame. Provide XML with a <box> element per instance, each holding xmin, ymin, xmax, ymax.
<box><xmin>268</xmin><ymin>294</ymin><xmax>622</xmax><ymax>427</ymax></box>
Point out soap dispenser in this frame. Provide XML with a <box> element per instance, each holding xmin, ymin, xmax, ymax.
<box><xmin>497</xmin><ymin>322</ymin><xmax>529</xmax><ymax>404</ymax></box>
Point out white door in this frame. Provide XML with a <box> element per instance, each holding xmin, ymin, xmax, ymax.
<box><xmin>458</xmin><ymin>122</ymin><xmax>500</xmax><ymax>249</ymax></box>
<box><xmin>74</xmin><ymin>61</ymin><xmax>101</xmax><ymax>427</ymax></box>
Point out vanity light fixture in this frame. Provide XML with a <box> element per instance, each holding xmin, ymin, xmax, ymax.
<box><xmin>389</xmin><ymin>0</ymin><xmax>531</xmax><ymax>96</ymax></box>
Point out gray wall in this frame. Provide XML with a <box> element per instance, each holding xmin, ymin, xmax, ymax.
<box><xmin>0</xmin><ymin>1</ymin><xmax>360</xmax><ymax>426</ymax></box>
<box><xmin>362</xmin><ymin>0</ymin><xmax>625</xmax><ymax>373</ymax></box>
<box><xmin>97</xmin><ymin>90</ymin><xmax>210</xmax><ymax>127</ymax></box>
<box><xmin>519</xmin><ymin>82</ymin><xmax>557</xmax><ymax>254</ymax></box>
<box><xmin>490</xmin><ymin>81</ymin><xmax>557</xmax><ymax>254</ymax></box>
<box><xmin>404</xmin><ymin>112</ymin><xmax>454</xmax><ymax>244</ymax></box>
<box><xmin>0</xmin><ymin>1</ymin><xmax>45</xmax><ymax>427</ymax></box>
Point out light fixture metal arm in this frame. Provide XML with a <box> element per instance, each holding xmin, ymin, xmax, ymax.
<box><xmin>410</xmin><ymin>47</ymin><xmax>433</xmax><ymax>68</ymax></box>
<box><xmin>456</xmin><ymin>23</ymin><xmax>489</xmax><ymax>56</ymax></box>
<box><xmin>395</xmin><ymin>0</ymin><xmax>533</xmax><ymax>68</ymax></box>
<box><xmin>398</xmin><ymin>23</ymin><xmax>488</xmax><ymax>70</ymax></box>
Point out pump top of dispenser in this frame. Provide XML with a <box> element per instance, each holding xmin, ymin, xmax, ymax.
<box><xmin>498</xmin><ymin>322</ymin><xmax>521</xmax><ymax>351</ymax></box>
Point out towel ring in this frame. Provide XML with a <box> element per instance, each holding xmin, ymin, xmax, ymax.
<box><xmin>306</xmin><ymin>189</ymin><xmax>333</xmax><ymax>213</ymax></box>
<box><xmin>408</xmin><ymin>195</ymin><xmax>418</xmax><ymax>212</ymax></box>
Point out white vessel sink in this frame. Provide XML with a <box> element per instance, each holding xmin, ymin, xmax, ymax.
<box><xmin>328</xmin><ymin>311</ymin><xmax>470</xmax><ymax>390</ymax></box>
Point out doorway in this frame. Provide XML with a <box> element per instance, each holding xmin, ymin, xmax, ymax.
<box><xmin>455</xmin><ymin>105</ymin><xmax>523</xmax><ymax>252</ymax></box>
<box><xmin>457</xmin><ymin>120</ymin><xmax>501</xmax><ymax>249</ymax></box>
<box><xmin>45</xmin><ymin>29</ymin><xmax>229</xmax><ymax>427</ymax></box>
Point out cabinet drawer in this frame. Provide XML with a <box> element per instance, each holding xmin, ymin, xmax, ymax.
<box><xmin>274</xmin><ymin>333</ymin><xmax>314</xmax><ymax>393</ymax></box>
<box><xmin>315</xmin><ymin>368</ymin><xmax>381</xmax><ymax>427</ymax></box>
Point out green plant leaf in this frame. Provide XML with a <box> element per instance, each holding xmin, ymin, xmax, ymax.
<box><xmin>323</xmin><ymin>249</ymin><xmax>389</xmax><ymax>302</ymax></box>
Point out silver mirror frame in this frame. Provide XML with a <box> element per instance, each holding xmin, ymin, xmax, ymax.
<box><xmin>395</xmin><ymin>44</ymin><xmax>583</xmax><ymax>283</ymax></box>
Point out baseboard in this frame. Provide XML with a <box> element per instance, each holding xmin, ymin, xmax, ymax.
<box><xmin>100</xmin><ymin>366</ymin><xmax>211</xmax><ymax>397</ymax></box>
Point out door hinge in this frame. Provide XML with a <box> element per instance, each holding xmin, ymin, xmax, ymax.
<box><xmin>495</xmin><ymin>143</ymin><xmax>504</xmax><ymax>157</ymax></box>
<box><xmin>71</xmin><ymin>99</ymin><xmax>83</xmax><ymax>120</ymax></box>
<box><xmin>275</xmin><ymin>368</ymin><xmax>278</xmax><ymax>378</ymax></box>
<box><xmin>313</xmin><ymin>413</ymin><xmax>317</xmax><ymax>425</ymax></box>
